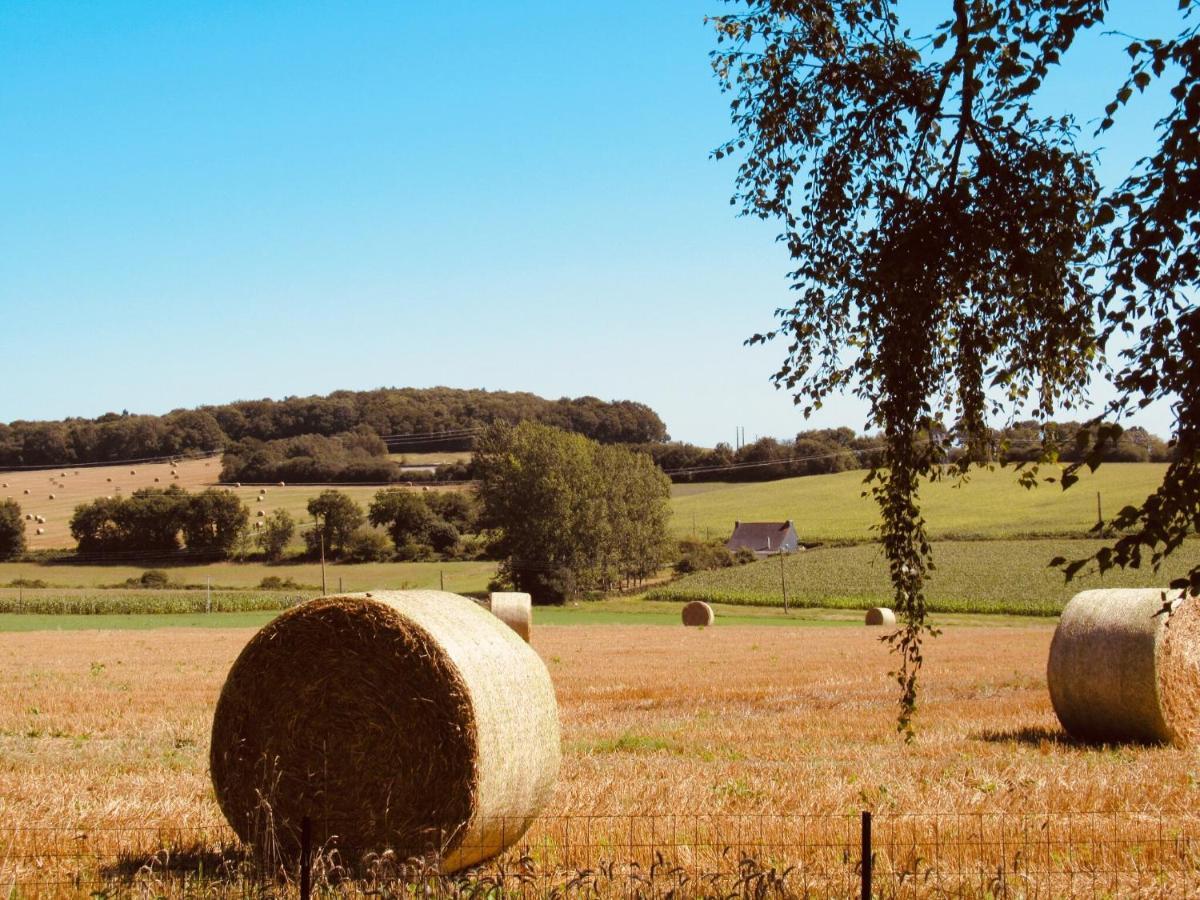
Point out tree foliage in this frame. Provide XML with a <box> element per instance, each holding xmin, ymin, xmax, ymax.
<box><xmin>474</xmin><ymin>423</ymin><xmax>672</xmax><ymax>602</ymax></box>
<box><xmin>257</xmin><ymin>509</ymin><xmax>296</xmax><ymax>561</ymax></box>
<box><xmin>0</xmin><ymin>387</ymin><xmax>668</xmax><ymax>467</ymax></box>
<box><xmin>305</xmin><ymin>490</ymin><xmax>366</xmax><ymax>558</ymax></box>
<box><xmin>709</xmin><ymin>0</ymin><xmax>1200</xmax><ymax>736</ymax></box>
<box><xmin>0</xmin><ymin>499</ymin><xmax>25</xmax><ymax>560</ymax></box>
<box><xmin>69</xmin><ymin>486</ymin><xmax>248</xmax><ymax>557</ymax></box>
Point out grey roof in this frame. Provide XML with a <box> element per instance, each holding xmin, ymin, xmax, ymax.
<box><xmin>725</xmin><ymin>521</ymin><xmax>797</xmax><ymax>552</ymax></box>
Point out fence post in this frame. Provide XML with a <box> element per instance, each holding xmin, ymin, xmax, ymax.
<box><xmin>861</xmin><ymin>810</ymin><xmax>872</xmax><ymax>900</ymax></box>
<box><xmin>300</xmin><ymin>816</ymin><xmax>312</xmax><ymax>900</ymax></box>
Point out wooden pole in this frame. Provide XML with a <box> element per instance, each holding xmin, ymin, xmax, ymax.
<box><xmin>319</xmin><ymin>525</ymin><xmax>327</xmax><ymax>596</ymax></box>
<box><xmin>780</xmin><ymin>550</ymin><xmax>789</xmax><ymax>614</ymax></box>
<box><xmin>861</xmin><ymin>811</ymin><xmax>872</xmax><ymax>900</ymax></box>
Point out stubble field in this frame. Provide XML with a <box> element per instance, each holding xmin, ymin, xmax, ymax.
<box><xmin>3</xmin><ymin>620</ymin><xmax>1198</xmax><ymax>894</ymax></box>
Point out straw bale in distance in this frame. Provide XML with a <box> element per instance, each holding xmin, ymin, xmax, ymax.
<box><xmin>487</xmin><ymin>592</ymin><xmax>532</xmax><ymax>642</ymax></box>
<box><xmin>865</xmin><ymin>607</ymin><xmax>896</xmax><ymax>626</ymax></box>
<box><xmin>1048</xmin><ymin>589</ymin><xmax>1200</xmax><ymax>746</ymax></box>
<box><xmin>210</xmin><ymin>590</ymin><xmax>560</xmax><ymax>871</ymax></box>
<box><xmin>681</xmin><ymin>600</ymin><xmax>715</xmax><ymax>627</ymax></box>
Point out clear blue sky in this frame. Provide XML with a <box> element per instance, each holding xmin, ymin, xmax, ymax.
<box><xmin>0</xmin><ymin>2</ymin><xmax>1186</xmax><ymax>445</ymax></box>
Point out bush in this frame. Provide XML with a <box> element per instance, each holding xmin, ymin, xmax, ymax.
<box><xmin>130</xmin><ymin>569</ymin><xmax>171</xmax><ymax>589</ymax></box>
<box><xmin>343</xmin><ymin>528</ymin><xmax>393</xmax><ymax>562</ymax></box>
<box><xmin>393</xmin><ymin>538</ymin><xmax>435</xmax><ymax>562</ymax></box>
<box><xmin>258</xmin><ymin>575</ymin><xmax>307</xmax><ymax>590</ymax></box>
<box><xmin>733</xmin><ymin>547</ymin><xmax>758</xmax><ymax>565</ymax></box>
<box><xmin>7</xmin><ymin>578</ymin><xmax>47</xmax><ymax>588</ymax></box>
<box><xmin>427</xmin><ymin>520</ymin><xmax>461</xmax><ymax>554</ymax></box>
<box><xmin>674</xmin><ymin>538</ymin><xmax>736</xmax><ymax>574</ymax></box>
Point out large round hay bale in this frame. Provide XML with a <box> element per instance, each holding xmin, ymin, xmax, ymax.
<box><xmin>487</xmin><ymin>592</ymin><xmax>532</xmax><ymax>642</ymax></box>
<box><xmin>1048</xmin><ymin>589</ymin><xmax>1200</xmax><ymax>746</ymax></box>
<box><xmin>210</xmin><ymin>590</ymin><xmax>560</xmax><ymax>871</ymax></box>
<box><xmin>681</xmin><ymin>600</ymin><xmax>714</xmax><ymax>627</ymax></box>
<box><xmin>865</xmin><ymin>607</ymin><xmax>896</xmax><ymax>626</ymax></box>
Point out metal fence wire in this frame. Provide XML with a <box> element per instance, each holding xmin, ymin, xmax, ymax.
<box><xmin>2</xmin><ymin>811</ymin><xmax>1198</xmax><ymax>898</ymax></box>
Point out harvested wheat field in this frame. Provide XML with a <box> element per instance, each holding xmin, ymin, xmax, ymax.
<box><xmin>0</xmin><ymin>457</ymin><xmax>469</xmax><ymax>550</ymax></box>
<box><xmin>2</xmin><ymin>622</ymin><xmax>1198</xmax><ymax>896</ymax></box>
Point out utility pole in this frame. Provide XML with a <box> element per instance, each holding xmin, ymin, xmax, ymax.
<box><xmin>206</xmin><ymin>576</ymin><xmax>212</xmax><ymax>614</ymax></box>
<box><xmin>779</xmin><ymin>549</ymin><xmax>789</xmax><ymax>614</ymax></box>
<box><xmin>1096</xmin><ymin>492</ymin><xmax>1103</xmax><ymax>531</ymax></box>
<box><xmin>318</xmin><ymin>519</ymin><xmax>327</xmax><ymax>596</ymax></box>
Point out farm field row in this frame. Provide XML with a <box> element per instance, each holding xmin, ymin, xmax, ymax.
<box><xmin>650</xmin><ymin>537</ymin><xmax>1200</xmax><ymax>616</ymax></box>
<box><xmin>670</xmin><ymin>463</ymin><xmax>1172</xmax><ymax>542</ymax></box>
<box><xmin>0</xmin><ymin>558</ymin><xmax>496</xmax><ymax>592</ymax></box>
<box><xmin>5</xmin><ymin>458</ymin><xmax>1171</xmax><ymax>552</ymax></box>
<box><xmin>4</xmin><ymin>620</ymin><xmax>1198</xmax><ymax>892</ymax></box>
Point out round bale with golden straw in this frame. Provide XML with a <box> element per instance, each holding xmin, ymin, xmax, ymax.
<box><xmin>681</xmin><ymin>600</ymin><xmax>715</xmax><ymax>627</ymax></box>
<box><xmin>865</xmin><ymin>607</ymin><xmax>896</xmax><ymax>626</ymax></box>
<box><xmin>1048</xmin><ymin>588</ymin><xmax>1200</xmax><ymax>746</ymax></box>
<box><xmin>210</xmin><ymin>589</ymin><xmax>560</xmax><ymax>872</ymax></box>
<box><xmin>486</xmin><ymin>592</ymin><xmax>532</xmax><ymax>642</ymax></box>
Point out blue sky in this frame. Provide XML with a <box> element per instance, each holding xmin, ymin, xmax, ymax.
<box><xmin>0</xmin><ymin>2</ymin><xmax>1187</xmax><ymax>445</ymax></box>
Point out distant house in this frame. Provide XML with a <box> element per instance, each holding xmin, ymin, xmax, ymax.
<box><xmin>725</xmin><ymin>520</ymin><xmax>800</xmax><ymax>557</ymax></box>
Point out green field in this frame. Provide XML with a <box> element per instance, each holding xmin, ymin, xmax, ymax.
<box><xmin>670</xmin><ymin>463</ymin><xmax>1171</xmax><ymax>542</ymax></box>
<box><xmin>649</xmin><ymin>537</ymin><xmax>1200</xmax><ymax>616</ymax></box>
<box><xmin>0</xmin><ymin>559</ymin><xmax>496</xmax><ymax>593</ymax></box>
<box><xmin>0</xmin><ymin>598</ymin><xmax>1049</xmax><ymax>632</ymax></box>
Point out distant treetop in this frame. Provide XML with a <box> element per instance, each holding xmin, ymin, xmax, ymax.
<box><xmin>0</xmin><ymin>387</ymin><xmax>668</xmax><ymax>467</ymax></box>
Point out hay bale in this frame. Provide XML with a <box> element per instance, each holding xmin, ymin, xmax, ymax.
<box><xmin>35</xmin><ymin>528</ymin><xmax>44</xmax><ymax>535</ymax></box>
<box><xmin>1048</xmin><ymin>589</ymin><xmax>1200</xmax><ymax>746</ymax></box>
<box><xmin>865</xmin><ymin>607</ymin><xmax>896</xmax><ymax>626</ymax></box>
<box><xmin>487</xmin><ymin>592</ymin><xmax>533</xmax><ymax>642</ymax></box>
<box><xmin>130</xmin><ymin>470</ymin><xmax>136</xmax><ymax>475</ymax></box>
<box><xmin>235</xmin><ymin>481</ymin><xmax>242</xmax><ymax>488</ymax></box>
<box><xmin>256</xmin><ymin>509</ymin><xmax>265</xmax><ymax>517</ymax></box>
<box><xmin>278</xmin><ymin>481</ymin><xmax>286</xmax><ymax>487</ymax></box>
<box><xmin>48</xmin><ymin>493</ymin><xmax>55</xmax><ymax>500</ymax></box>
<box><xmin>681</xmin><ymin>600</ymin><xmax>715</xmax><ymax>627</ymax></box>
<box><xmin>23</xmin><ymin>489</ymin><xmax>29</xmax><ymax>494</ymax></box>
<box><xmin>210</xmin><ymin>590</ymin><xmax>560</xmax><ymax>871</ymax></box>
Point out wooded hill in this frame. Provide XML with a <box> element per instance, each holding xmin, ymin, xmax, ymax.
<box><xmin>0</xmin><ymin>387</ymin><xmax>668</xmax><ymax>467</ymax></box>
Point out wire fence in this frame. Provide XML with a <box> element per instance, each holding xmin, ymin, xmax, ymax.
<box><xmin>3</xmin><ymin>810</ymin><xmax>1198</xmax><ymax>897</ymax></box>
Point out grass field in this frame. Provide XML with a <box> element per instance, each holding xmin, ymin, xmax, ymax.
<box><xmin>650</xmin><ymin>537</ymin><xmax>1200</xmax><ymax>615</ymax></box>
<box><xmin>390</xmin><ymin>450</ymin><xmax>473</xmax><ymax>465</ymax></box>
<box><xmin>670</xmin><ymin>463</ymin><xmax>1172</xmax><ymax>542</ymax></box>
<box><xmin>1</xmin><ymin>457</ymin><xmax>467</xmax><ymax>550</ymax></box>
<box><xmin>3</xmin><ymin>620</ymin><xmax>1198</xmax><ymax>893</ymax></box>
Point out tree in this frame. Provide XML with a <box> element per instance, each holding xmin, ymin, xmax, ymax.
<box><xmin>0</xmin><ymin>499</ymin><xmax>25</xmax><ymax>560</ymax></box>
<box><xmin>305</xmin><ymin>490</ymin><xmax>365</xmax><ymax>558</ymax></box>
<box><xmin>368</xmin><ymin>490</ymin><xmax>436</xmax><ymax>546</ymax></box>
<box><xmin>181</xmin><ymin>489</ymin><xmax>248</xmax><ymax>555</ymax></box>
<box><xmin>710</xmin><ymin>0</ymin><xmax>1199</xmax><ymax>735</ymax></box>
<box><xmin>258</xmin><ymin>509</ymin><xmax>296</xmax><ymax>561</ymax></box>
<box><xmin>474</xmin><ymin>422</ymin><xmax>671</xmax><ymax>602</ymax></box>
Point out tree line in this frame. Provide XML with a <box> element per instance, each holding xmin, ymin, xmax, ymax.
<box><xmin>645</xmin><ymin>422</ymin><xmax>1174</xmax><ymax>483</ymax></box>
<box><xmin>0</xmin><ymin>387</ymin><xmax>667</xmax><ymax>467</ymax></box>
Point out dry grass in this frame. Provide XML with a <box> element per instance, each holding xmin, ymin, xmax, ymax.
<box><xmin>2</xmin><ymin>622</ymin><xmax>1199</xmax><ymax>893</ymax></box>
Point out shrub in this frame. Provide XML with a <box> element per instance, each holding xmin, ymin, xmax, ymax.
<box><xmin>133</xmin><ymin>569</ymin><xmax>171</xmax><ymax>589</ymax></box>
<box><xmin>343</xmin><ymin>528</ymin><xmax>393</xmax><ymax>563</ymax></box>
<box><xmin>427</xmin><ymin>520</ymin><xmax>461</xmax><ymax>554</ymax></box>
<box><xmin>674</xmin><ymin>538</ymin><xmax>736</xmax><ymax>574</ymax></box>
